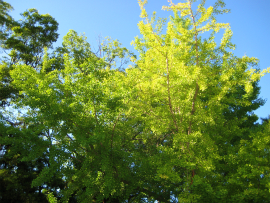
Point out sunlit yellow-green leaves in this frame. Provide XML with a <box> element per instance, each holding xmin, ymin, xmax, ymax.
<box><xmin>5</xmin><ymin>0</ymin><xmax>270</xmax><ymax>202</ymax></box>
<box><xmin>126</xmin><ymin>0</ymin><xmax>269</xmax><ymax>201</ymax></box>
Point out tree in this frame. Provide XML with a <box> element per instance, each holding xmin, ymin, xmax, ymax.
<box><xmin>123</xmin><ymin>0</ymin><xmax>269</xmax><ymax>201</ymax></box>
<box><xmin>9</xmin><ymin>29</ymin><xmax>137</xmax><ymax>202</ymax></box>
<box><xmin>7</xmin><ymin>0</ymin><xmax>270</xmax><ymax>202</ymax></box>
<box><xmin>0</xmin><ymin>6</ymin><xmax>59</xmax><ymax>105</ymax></box>
<box><xmin>0</xmin><ymin>2</ymin><xmax>62</xmax><ymax>202</ymax></box>
<box><xmin>0</xmin><ymin>0</ymin><xmax>14</xmax><ymax>47</ymax></box>
<box><xmin>3</xmin><ymin>8</ymin><xmax>58</xmax><ymax>68</ymax></box>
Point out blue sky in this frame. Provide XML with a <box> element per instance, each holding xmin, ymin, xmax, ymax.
<box><xmin>5</xmin><ymin>0</ymin><xmax>270</xmax><ymax>120</ymax></box>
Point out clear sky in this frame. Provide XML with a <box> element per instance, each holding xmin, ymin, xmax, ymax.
<box><xmin>5</xmin><ymin>0</ymin><xmax>270</xmax><ymax>121</ymax></box>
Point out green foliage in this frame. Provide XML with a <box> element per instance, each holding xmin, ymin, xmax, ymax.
<box><xmin>0</xmin><ymin>0</ymin><xmax>14</xmax><ymax>45</ymax></box>
<box><xmin>1</xmin><ymin>0</ymin><xmax>270</xmax><ymax>202</ymax></box>
<box><xmin>0</xmin><ymin>2</ymin><xmax>62</xmax><ymax>202</ymax></box>
<box><xmin>125</xmin><ymin>0</ymin><xmax>269</xmax><ymax>201</ymax></box>
<box><xmin>3</xmin><ymin>8</ymin><xmax>59</xmax><ymax>68</ymax></box>
<box><xmin>44</xmin><ymin>190</ymin><xmax>58</xmax><ymax>203</ymax></box>
<box><xmin>9</xmin><ymin>29</ymin><xmax>136</xmax><ymax>202</ymax></box>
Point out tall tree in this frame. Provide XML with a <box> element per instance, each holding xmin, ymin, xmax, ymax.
<box><xmin>10</xmin><ymin>30</ymin><xmax>136</xmax><ymax>202</ymax></box>
<box><xmin>7</xmin><ymin>0</ymin><xmax>270</xmax><ymax>202</ymax></box>
<box><xmin>124</xmin><ymin>0</ymin><xmax>269</xmax><ymax>201</ymax></box>
<box><xmin>0</xmin><ymin>3</ymin><xmax>61</xmax><ymax>202</ymax></box>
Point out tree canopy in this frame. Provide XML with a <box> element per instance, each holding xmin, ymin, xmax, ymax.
<box><xmin>1</xmin><ymin>0</ymin><xmax>270</xmax><ymax>202</ymax></box>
